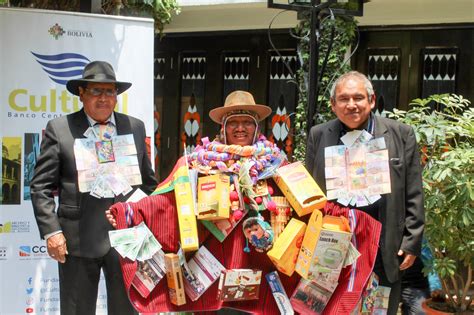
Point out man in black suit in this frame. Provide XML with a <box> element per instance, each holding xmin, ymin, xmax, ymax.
<box><xmin>305</xmin><ymin>71</ymin><xmax>424</xmax><ymax>314</ymax></box>
<box><xmin>31</xmin><ymin>61</ymin><xmax>158</xmax><ymax>314</ymax></box>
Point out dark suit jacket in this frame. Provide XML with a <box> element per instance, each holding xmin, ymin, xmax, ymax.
<box><xmin>31</xmin><ymin>109</ymin><xmax>158</xmax><ymax>258</ymax></box>
<box><xmin>305</xmin><ymin>116</ymin><xmax>424</xmax><ymax>283</ymax></box>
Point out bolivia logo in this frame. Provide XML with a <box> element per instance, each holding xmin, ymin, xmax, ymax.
<box><xmin>48</xmin><ymin>23</ymin><xmax>65</xmax><ymax>40</ymax></box>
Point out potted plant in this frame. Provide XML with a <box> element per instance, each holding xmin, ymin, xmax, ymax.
<box><xmin>388</xmin><ymin>94</ymin><xmax>473</xmax><ymax>314</ymax></box>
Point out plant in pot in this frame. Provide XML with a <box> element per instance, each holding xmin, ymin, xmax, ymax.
<box><xmin>388</xmin><ymin>94</ymin><xmax>473</xmax><ymax>314</ymax></box>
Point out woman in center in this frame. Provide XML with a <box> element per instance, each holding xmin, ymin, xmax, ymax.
<box><xmin>107</xmin><ymin>91</ymin><xmax>298</xmax><ymax>314</ymax></box>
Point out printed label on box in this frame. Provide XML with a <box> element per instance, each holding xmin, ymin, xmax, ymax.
<box><xmin>182</xmin><ymin>246</ymin><xmax>225</xmax><ymax>301</ymax></box>
<box><xmin>290</xmin><ymin>278</ymin><xmax>333</xmax><ymax>315</ymax></box>
<box><xmin>274</xmin><ymin>161</ymin><xmax>326</xmax><ymax>217</ymax></box>
<box><xmin>217</xmin><ymin>269</ymin><xmax>262</xmax><ymax>301</ymax></box>
<box><xmin>197</xmin><ymin>174</ymin><xmax>230</xmax><ymax>220</ymax></box>
<box><xmin>266</xmin><ymin>271</ymin><xmax>294</xmax><ymax>315</ymax></box>
<box><xmin>267</xmin><ymin>218</ymin><xmax>306</xmax><ymax>276</ymax></box>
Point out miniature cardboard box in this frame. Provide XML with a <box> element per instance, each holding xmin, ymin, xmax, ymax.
<box><xmin>182</xmin><ymin>246</ymin><xmax>225</xmax><ymax>301</ymax></box>
<box><xmin>131</xmin><ymin>250</ymin><xmax>166</xmax><ymax>298</ymax></box>
<box><xmin>267</xmin><ymin>218</ymin><xmax>307</xmax><ymax>277</ymax></box>
<box><xmin>197</xmin><ymin>174</ymin><xmax>230</xmax><ymax>221</ymax></box>
<box><xmin>295</xmin><ymin>210</ymin><xmax>352</xmax><ymax>292</ymax></box>
<box><xmin>266</xmin><ymin>271</ymin><xmax>294</xmax><ymax>315</ymax></box>
<box><xmin>164</xmin><ymin>253</ymin><xmax>186</xmax><ymax>306</ymax></box>
<box><xmin>290</xmin><ymin>278</ymin><xmax>333</xmax><ymax>315</ymax></box>
<box><xmin>273</xmin><ymin>161</ymin><xmax>327</xmax><ymax>217</ymax></box>
<box><xmin>217</xmin><ymin>269</ymin><xmax>262</xmax><ymax>301</ymax></box>
<box><xmin>173</xmin><ymin>166</ymin><xmax>199</xmax><ymax>252</ymax></box>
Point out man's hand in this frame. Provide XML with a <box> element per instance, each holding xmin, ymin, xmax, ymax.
<box><xmin>105</xmin><ymin>209</ymin><xmax>117</xmax><ymax>228</ymax></box>
<box><xmin>398</xmin><ymin>249</ymin><xmax>416</xmax><ymax>270</ymax></box>
<box><xmin>47</xmin><ymin>233</ymin><xmax>68</xmax><ymax>263</ymax></box>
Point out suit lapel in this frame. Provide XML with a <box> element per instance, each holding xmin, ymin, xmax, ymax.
<box><xmin>326</xmin><ymin>119</ymin><xmax>343</xmax><ymax>146</ymax></box>
<box><xmin>373</xmin><ymin>115</ymin><xmax>388</xmax><ymax>138</ymax></box>
<box><xmin>373</xmin><ymin>116</ymin><xmax>394</xmax><ymax>157</ymax></box>
<box><xmin>112</xmin><ymin>112</ymin><xmax>135</xmax><ymax>204</ymax></box>
<box><xmin>70</xmin><ymin>109</ymin><xmax>90</xmax><ymax>138</ymax></box>
<box><xmin>114</xmin><ymin>112</ymin><xmax>132</xmax><ymax>136</ymax></box>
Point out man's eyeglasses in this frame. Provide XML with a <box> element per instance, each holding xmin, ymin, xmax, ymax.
<box><xmin>85</xmin><ymin>88</ymin><xmax>118</xmax><ymax>97</ymax></box>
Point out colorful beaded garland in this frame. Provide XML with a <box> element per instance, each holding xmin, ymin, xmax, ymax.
<box><xmin>188</xmin><ymin>135</ymin><xmax>282</xmax><ymax>182</ymax></box>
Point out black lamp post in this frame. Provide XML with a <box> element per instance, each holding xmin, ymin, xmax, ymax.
<box><xmin>267</xmin><ymin>0</ymin><xmax>364</xmax><ymax>133</ymax></box>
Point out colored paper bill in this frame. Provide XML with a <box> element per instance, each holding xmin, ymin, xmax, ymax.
<box><xmin>74</xmin><ymin>133</ymin><xmax>141</xmax><ymax>199</ymax></box>
<box><xmin>116</xmin><ymin>155</ymin><xmax>139</xmax><ymax>166</ymax></box>
<box><xmin>137</xmin><ymin>225</ymin><xmax>162</xmax><ymax>261</ymax></box>
<box><xmin>83</xmin><ymin>127</ymin><xmax>96</xmax><ymax>139</ymax></box>
<box><xmin>90</xmin><ymin>177</ymin><xmax>108</xmax><ymax>198</ymax></box>
<box><xmin>74</xmin><ymin>138</ymin><xmax>99</xmax><ymax>170</ymax></box>
<box><xmin>104</xmin><ymin>174</ymin><xmax>128</xmax><ymax>195</ymax></box>
<box><xmin>95</xmin><ymin>140</ymin><xmax>115</xmax><ymax>163</ymax></box>
<box><xmin>324</xmin><ymin>145</ymin><xmax>346</xmax><ymax>157</ymax></box>
<box><xmin>113</xmin><ymin>144</ymin><xmax>137</xmax><ymax>157</ymax></box>
<box><xmin>326</xmin><ymin>177</ymin><xmax>346</xmax><ymax>190</ymax></box>
<box><xmin>366</xmin><ymin>150</ymin><xmax>389</xmax><ymax>163</ymax></box>
<box><xmin>342</xmin><ymin>241</ymin><xmax>361</xmax><ymax>267</ymax></box>
<box><xmin>367</xmin><ymin>137</ymin><xmax>386</xmax><ymax>152</ymax></box>
<box><xmin>354</xmin><ymin>193</ymin><xmax>369</xmax><ymax>207</ymax></box>
<box><xmin>341</xmin><ymin>130</ymin><xmax>363</xmax><ymax>147</ymax></box>
<box><xmin>327</xmin><ymin>188</ymin><xmax>346</xmax><ymax>200</ymax></box>
<box><xmin>350</xmin><ymin>176</ymin><xmax>367</xmax><ymax>190</ymax></box>
<box><xmin>112</xmin><ymin>134</ymin><xmax>135</xmax><ymax>146</ymax></box>
<box><xmin>325</xmin><ymin>167</ymin><xmax>346</xmax><ymax>179</ymax></box>
<box><xmin>353</xmin><ymin>130</ymin><xmax>373</xmax><ymax>146</ymax></box>
<box><xmin>109</xmin><ymin>225</ymin><xmax>145</xmax><ymax>247</ymax></box>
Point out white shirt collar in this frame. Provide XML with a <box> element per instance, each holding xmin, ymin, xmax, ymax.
<box><xmin>85</xmin><ymin>112</ymin><xmax>116</xmax><ymax>126</ymax></box>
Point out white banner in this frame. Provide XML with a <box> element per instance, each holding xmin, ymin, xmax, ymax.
<box><xmin>0</xmin><ymin>8</ymin><xmax>154</xmax><ymax>314</ymax></box>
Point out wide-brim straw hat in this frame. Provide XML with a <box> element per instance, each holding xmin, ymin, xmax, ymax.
<box><xmin>209</xmin><ymin>90</ymin><xmax>272</xmax><ymax>124</ymax></box>
<box><xmin>66</xmin><ymin>61</ymin><xmax>132</xmax><ymax>96</ymax></box>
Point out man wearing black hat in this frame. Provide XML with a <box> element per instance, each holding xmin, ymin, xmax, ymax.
<box><xmin>31</xmin><ymin>61</ymin><xmax>158</xmax><ymax>314</ymax></box>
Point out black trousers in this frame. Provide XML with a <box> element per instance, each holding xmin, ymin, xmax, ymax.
<box><xmin>58</xmin><ymin>249</ymin><xmax>137</xmax><ymax>315</ymax></box>
<box><xmin>373</xmin><ymin>252</ymin><xmax>402</xmax><ymax>315</ymax></box>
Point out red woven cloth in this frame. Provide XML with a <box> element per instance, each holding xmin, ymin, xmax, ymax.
<box><xmin>110</xmin><ymin>197</ymin><xmax>381</xmax><ymax>314</ymax></box>
<box><xmin>110</xmin><ymin>193</ymin><xmax>300</xmax><ymax>314</ymax></box>
<box><xmin>321</xmin><ymin>204</ymin><xmax>382</xmax><ymax>314</ymax></box>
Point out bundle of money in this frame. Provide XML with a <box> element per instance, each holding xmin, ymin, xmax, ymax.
<box><xmin>74</xmin><ymin>134</ymin><xmax>141</xmax><ymax>198</ymax></box>
<box><xmin>108</xmin><ymin>222</ymin><xmax>162</xmax><ymax>261</ymax></box>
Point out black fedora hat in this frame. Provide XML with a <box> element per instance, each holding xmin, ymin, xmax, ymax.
<box><xmin>66</xmin><ymin>61</ymin><xmax>132</xmax><ymax>96</ymax></box>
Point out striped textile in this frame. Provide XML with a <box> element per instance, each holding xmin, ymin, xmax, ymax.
<box><xmin>110</xmin><ymin>196</ymin><xmax>381</xmax><ymax>314</ymax></box>
<box><xmin>109</xmin><ymin>192</ymin><xmax>300</xmax><ymax>314</ymax></box>
<box><xmin>321</xmin><ymin>202</ymin><xmax>382</xmax><ymax>314</ymax></box>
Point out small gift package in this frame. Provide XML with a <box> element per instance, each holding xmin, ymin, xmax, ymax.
<box><xmin>295</xmin><ymin>210</ymin><xmax>352</xmax><ymax>292</ymax></box>
<box><xmin>290</xmin><ymin>278</ymin><xmax>333</xmax><ymax>315</ymax></box>
<box><xmin>197</xmin><ymin>174</ymin><xmax>230</xmax><ymax>220</ymax></box>
<box><xmin>273</xmin><ymin>161</ymin><xmax>327</xmax><ymax>217</ymax></box>
<box><xmin>164</xmin><ymin>253</ymin><xmax>186</xmax><ymax>306</ymax></box>
<box><xmin>182</xmin><ymin>246</ymin><xmax>225</xmax><ymax>301</ymax></box>
<box><xmin>173</xmin><ymin>165</ymin><xmax>199</xmax><ymax>252</ymax></box>
<box><xmin>217</xmin><ymin>269</ymin><xmax>262</xmax><ymax>301</ymax></box>
<box><xmin>270</xmin><ymin>196</ymin><xmax>292</xmax><ymax>240</ymax></box>
<box><xmin>266</xmin><ymin>271</ymin><xmax>294</xmax><ymax>315</ymax></box>
<box><xmin>267</xmin><ymin>218</ymin><xmax>306</xmax><ymax>276</ymax></box>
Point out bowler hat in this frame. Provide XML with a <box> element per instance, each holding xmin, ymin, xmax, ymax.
<box><xmin>66</xmin><ymin>61</ymin><xmax>132</xmax><ymax>96</ymax></box>
<box><xmin>209</xmin><ymin>90</ymin><xmax>272</xmax><ymax>124</ymax></box>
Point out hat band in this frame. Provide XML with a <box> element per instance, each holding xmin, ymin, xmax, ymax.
<box><xmin>221</xmin><ymin>109</ymin><xmax>259</xmax><ymax>123</ymax></box>
<box><xmin>83</xmin><ymin>73</ymin><xmax>117</xmax><ymax>81</ymax></box>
